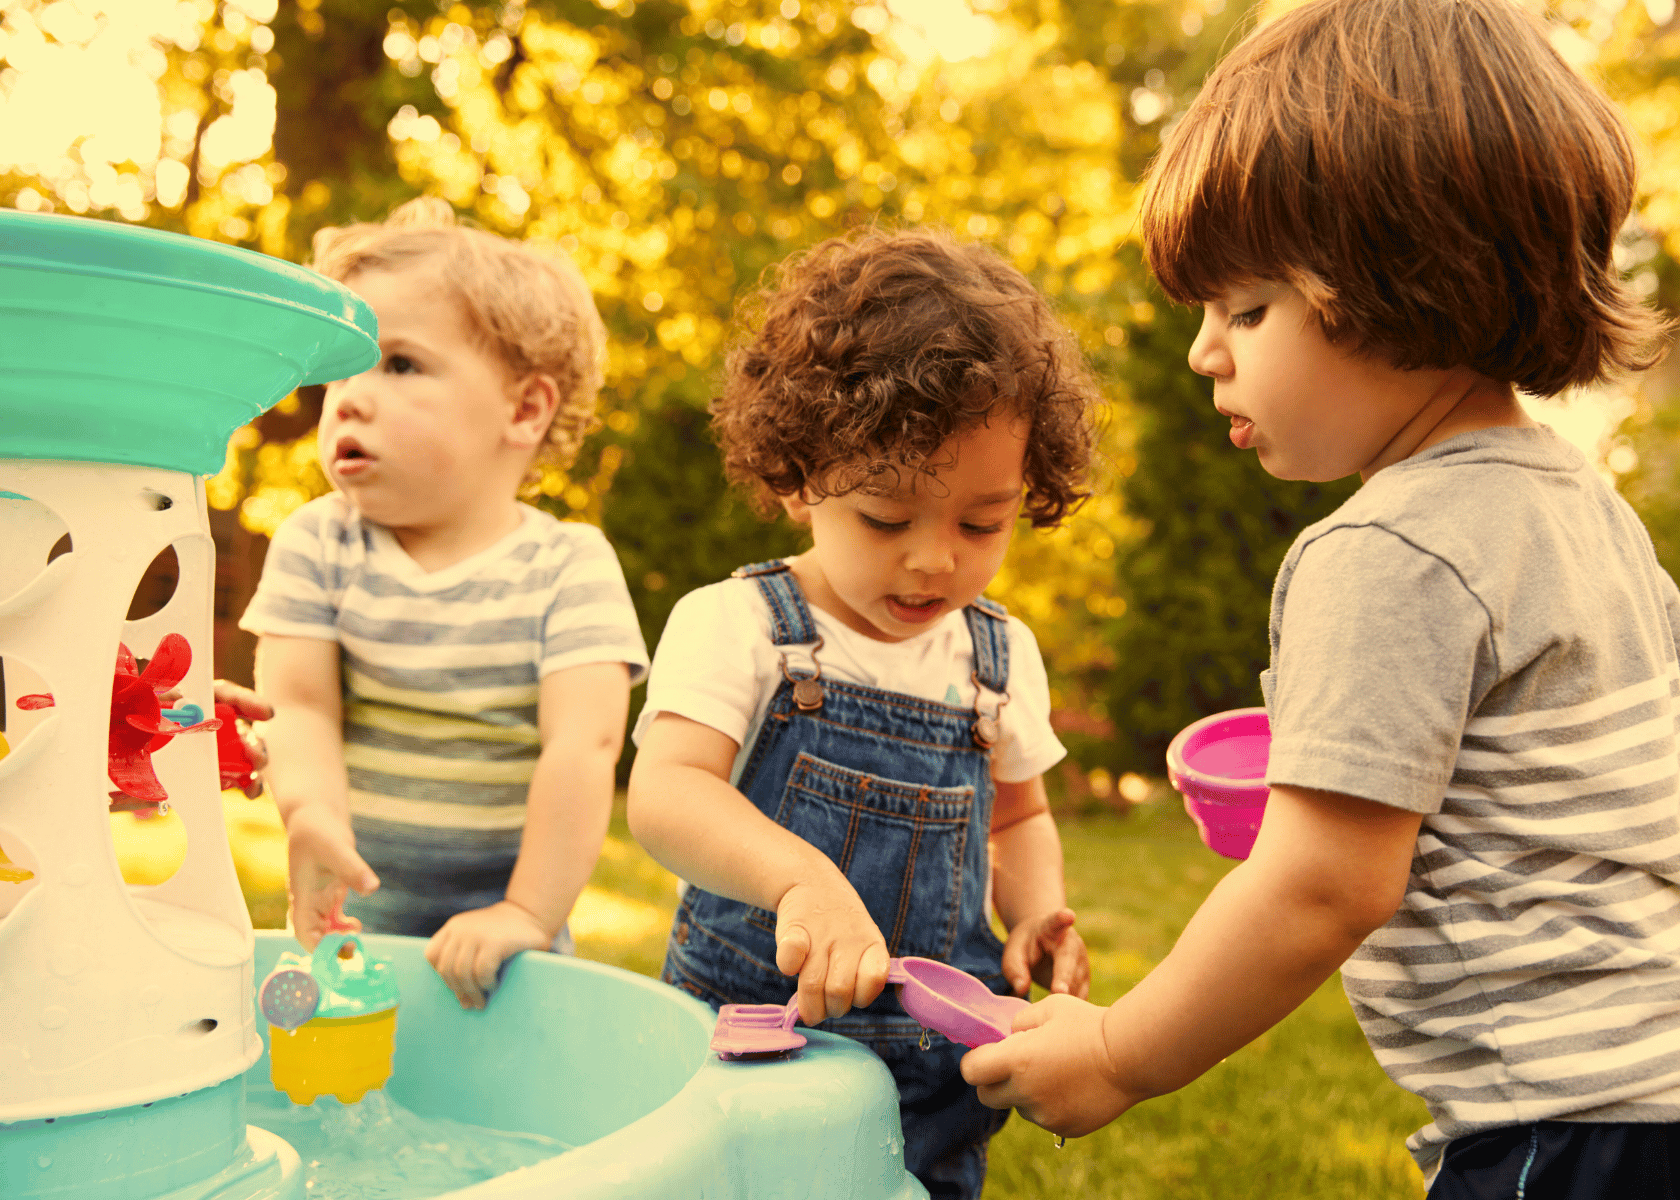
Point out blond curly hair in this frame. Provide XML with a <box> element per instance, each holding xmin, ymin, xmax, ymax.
<box><xmin>310</xmin><ymin>197</ymin><xmax>607</xmax><ymax>475</ymax></box>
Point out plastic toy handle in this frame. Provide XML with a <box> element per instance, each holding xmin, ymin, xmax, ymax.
<box><xmin>311</xmin><ymin>931</ymin><xmax>360</xmax><ymax>990</ymax></box>
<box><xmin>885</xmin><ymin>958</ymin><xmax>912</xmax><ymax>986</ymax></box>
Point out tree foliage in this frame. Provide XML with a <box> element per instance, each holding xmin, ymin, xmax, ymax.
<box><xmin>12</xmin><ymin>0</ymin><xmax>1673</xmax><ymax>786</ymax></box>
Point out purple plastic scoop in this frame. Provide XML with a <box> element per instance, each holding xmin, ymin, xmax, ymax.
<box><xmin>710</xmin><ymin>996</ymin><xmax>806</xmax><ymax>1058</ymax></box>
<box><xmin>888</xmin><ymin>957</ymin><xmax>1028</xmax><ymax>1049</ymax></box>
<box><xmin>708</xmin><ymin>956</ymin><xmax>1029</xmax><ymax>1060</ymax></box>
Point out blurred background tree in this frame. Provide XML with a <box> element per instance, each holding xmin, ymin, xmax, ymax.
<box><xmin>1</xmin><ymin>0</ymin><xmax>1673</xmax><ymax>793</ymax></box>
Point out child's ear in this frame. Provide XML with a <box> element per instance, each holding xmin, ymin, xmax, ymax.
<box><xmin>506</xmin><ymin>374</ymin><xmax>560</xmax><ymax>450</ymax></box>
<box><xmin>779</xmin><ymin>488</ymin><xmax>814</xmax><ymax>525</ymax></box>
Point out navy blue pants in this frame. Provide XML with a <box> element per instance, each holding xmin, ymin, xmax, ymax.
<box><xmin>1429</xmin><ymin>1123</ymin><xmax>1680</xmax><ymax>1199</ymax></box>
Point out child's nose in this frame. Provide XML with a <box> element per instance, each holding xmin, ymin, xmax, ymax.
<box><xmin>329</xmin><ymin>375</ymin><xmax>374</xmax><ymax>420</ymax></box>
<box><xmin>905</xmin><ymin>527</ymin><xmax>957</xmax><ymax>577</ymax></box>
<box><xmin>1187</xmin><ymin>310</ymin><xmax>1229</xmax><ymax>378</ymax></box>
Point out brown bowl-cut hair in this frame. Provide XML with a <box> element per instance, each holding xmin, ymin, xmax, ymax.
<box><xmin>1142</xmin><ymin>0</ymin><xmax>1668</xmax><ymax>396</ymax></box>
<box><xmin>714</xmin><ymin>227</ymin><xmax>1100</xmax><ymax>527</ymax></box>
<box><xmin>311</xmin><ymin>198</ymin><xmax>607</xmax><ymax>475</ymax></box>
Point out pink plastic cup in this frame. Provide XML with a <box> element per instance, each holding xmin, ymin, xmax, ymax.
<box><xmin>1165</xmin><ymin>707</ymin><xmax>1271</xmax><ymax>860</ymax></box>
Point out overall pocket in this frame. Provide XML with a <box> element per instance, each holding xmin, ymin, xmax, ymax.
<box><xmin>769</xmin><ymin>749</ymin><xmax>976</xmax><ymax>961</ymax></box>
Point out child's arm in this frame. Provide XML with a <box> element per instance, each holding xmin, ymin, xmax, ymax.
<box><xmin>255</xmin><ymin>633</ymin><xmax>379</xmax><ymax>948</ymax></box>
<box><xmin>962</xmin><ymin>784</ymin><xmax>1421</xmax><ymax>1137</ymax></box>
<box><xmin>990</xmin><ymin>774</ymin><xmax>1089</xmax><ymax>999</ymax></box>
<box><xmin>628</xmin><ymin>711</ymin><xmax>891</xmax><ymax>1025</ymax></box>
<box><xmin>424</xmin><ymin>661</ymin><xmax>630</xmax><ymax>1009</ymax></box>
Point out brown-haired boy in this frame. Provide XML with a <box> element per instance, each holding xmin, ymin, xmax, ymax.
<box><xmin>241</xmin><ymin>199</ymin><xmax>648</xmax><ymax>1009</ymax></box>
<box><xmin>963</xmin><ymin>2</ymin><xmax>1680</xmax><ymax>1195</ymax></box>
<box><xmin>628</xmin><ymin>227</ymin><xmax>1097</xmax><ymax>1199</ymax></box>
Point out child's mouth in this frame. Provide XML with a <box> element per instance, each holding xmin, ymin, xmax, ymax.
<box><xmin>886</xmin><ymin>595</ymin><xmax>944</xmax><ymax>624</ymax></box>
<box><xmin>1227</xmin><ymin>414</ymin><xmax>1255</xmax><ymax>450</ymax></box>
<box><xmin>334</xmin><ymin>439</ymin><xmax>375</xmax><ymax>477</ymax></box>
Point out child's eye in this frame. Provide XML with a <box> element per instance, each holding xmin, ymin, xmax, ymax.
<box><xmin>961</xmin><ymin>522</ymin><xmax>1007</xmax><ymax>536</ymax></box>
<box><xmin>1228</xmin><ymin>306</ymin><xmax>1266</xmax><ymax>329</ymax></box>
<box><xmin>860</xmin><ymin>513</ymin><xmax>909</xmax><ymax>533</ymax></box>
<box><xmin>385</xmin><ymin>354</ymin><xmax>419</xmax><ymax>374</ymax></box>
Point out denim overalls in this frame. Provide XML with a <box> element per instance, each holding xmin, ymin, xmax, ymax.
<box><xmin>662</xmin><ymin>561</ymin><xmax>1015</xmax><ymax>1200</ymax></box>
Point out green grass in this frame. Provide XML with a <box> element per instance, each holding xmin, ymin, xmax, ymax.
<box><xmin>230</xmin><ymin>789</ymin><xmax>1431</xmax><ymax>1199</ymax></box>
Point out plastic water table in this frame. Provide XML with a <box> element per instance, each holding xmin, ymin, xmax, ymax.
<box><xmin>0</xmin><ymin>211</ymin><xmax>930</xmax><ymax>1199</ymax></box>
<box><xmin>246</xmin><ymin>931</ymin><xmax>927</xmax><ymax>1198</ymax></box>
<box><xmin>0</xmin><ymin>209</ymin><xmax>379</xmax><ymax>1200</ymax></box>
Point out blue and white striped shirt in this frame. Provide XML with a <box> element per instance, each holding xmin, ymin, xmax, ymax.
<box><xmin>240</xmin><ymin>494</ymin><xmax>648</xmax><ymax>855</ymax></box>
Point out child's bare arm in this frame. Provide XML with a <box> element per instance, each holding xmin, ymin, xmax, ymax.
<box><xmin>990</xmin><ymin>775</ymin><xmax>1089</xmax><ymax>999</ymax></box>
<box><xmin>963</xmin><ymin>784</ymin><xmax>1421</xmax><ymax>1137</ymax></box>
<box><xmin>254</xmin><ymin>634</ymin><xmax>378</xmax><ymax>947</ymax></box>
<box><xmin>628</xmin><ymin>711</ymin><xmax>890</xmax><ymax>1024</ymax></box>
<box><xmin>426</xmin><ymin>662</ymin><xmax>629</xmax><ymax>1009</ymax></box>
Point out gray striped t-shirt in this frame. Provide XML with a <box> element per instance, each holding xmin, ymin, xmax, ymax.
<box><xmin>1261</xmin><ymin>426</ymin><xmax>1680</xmax><ymax>1174</ymax></box>
<box><xmin>240</xmin><ymin>494</ymin><xmax>648</xmax><ymax>865</ymax></box>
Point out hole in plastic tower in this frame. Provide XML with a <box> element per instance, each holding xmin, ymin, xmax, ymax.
<box><xmin>112</xmin><ymin>800</ymin><xmax>189</xmax><ymax>886</ymax></box>
<box><xmin>0</xmin><ymin>653</ymin><xmax>56</xmax><ymax>772</ymax></box>
<box><xmin>0</xmin><ymin>827</ymin><xmax>39</xmax><ymax>922</ymax></box>
<box><xmin>0</xmin><ymin>492</ymin><xmax>71</xmax><ymax>611</ymax></box>
<box><xmin>127</xmin><ymin>544</ymin><xmax>180</xmax><ymax>621</ymax></box>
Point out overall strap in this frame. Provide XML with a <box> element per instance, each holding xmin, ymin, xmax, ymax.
<box><xmin>963</xmin><ymin>596</ymin><xmax>1010</xmax><ymax>694</ymax></box>
<box><xmin>731</xmin><ymin>560</ymin><xmax>820</xmax><ymax>647</ymax></box>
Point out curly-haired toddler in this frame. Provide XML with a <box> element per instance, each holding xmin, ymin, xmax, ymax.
<box><xmin>628</xmin><ymin>227</ymin><xmax>1099</xmax><ymax>1200</ymax></box>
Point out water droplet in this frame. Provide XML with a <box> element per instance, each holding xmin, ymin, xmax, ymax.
<box><xmin>918</xmin><ymin>1029</ymin><xmax>930</xmax><ymax>1051</ymax></box>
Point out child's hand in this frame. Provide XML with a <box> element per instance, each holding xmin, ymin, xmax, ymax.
<box><xmin>774</xmin><ymin>878</ymin><xmax>891</xmax><ymax>1026</ymax></box>
<box><xmin>1001</xmin><ymin>906</ymin><xmax>1090</xmax><ymax>999</ymax></box>
<box><xmin>285</xmin><ymin>805</ymin><xmax>379</xmax><ymax>950</ymax></box>
<box><xmin>961</xmin><ymin>992</ymin><xmax>1133</xmax><ymax>1138</ymax></box>
<box><xmin>425</xmin><ymin>900</ymin><xmax>552</xmax><ymax>1010</ymax></box>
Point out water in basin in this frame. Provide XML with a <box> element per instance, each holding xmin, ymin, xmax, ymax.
<box><xmin>246</xmin><ymin>1089</ymin><xmax>570</xmax><ymax>1200</ymax></box>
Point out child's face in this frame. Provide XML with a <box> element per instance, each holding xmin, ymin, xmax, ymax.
<box><xmin>782</xmin><ymin>413</ymin><xmax>1028</xmax><ymax>643</ymax></box>
<box><xmin>318</xmin><ymin>266</ymin><xmax>520</xmax><ymax>531</ymax></box>
<box><xmin>1187</xmin><ymin>282</ymin><xmax>1455</xmax><ymax>482</ymax></box>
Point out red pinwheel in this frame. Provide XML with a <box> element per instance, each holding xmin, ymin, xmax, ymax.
<box><xmin>107</xmin><ymin>634</ymin><xmax>220</xmax><ymax>803</ymax></box>
<box><xmin>13</xmin><ymin>634</ymin><xmax>225</xmax><ymax>810</ymax></box>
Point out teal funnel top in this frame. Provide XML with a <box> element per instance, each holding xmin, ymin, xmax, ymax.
<box><xmin>261</xmin><ymin>933</ymin><xmax>401</xmax><ymax>1027</ymax></box>
<box><xmin>0</xmin><ymin>210</ymin><xmax>378</xmax><ymax>475</ymax></box>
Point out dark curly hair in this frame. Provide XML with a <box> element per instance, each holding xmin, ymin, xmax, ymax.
<box><xmin>713</xmin><ymin>227</ymin><xmax>1100</xmax><ymax>528</ymax></box>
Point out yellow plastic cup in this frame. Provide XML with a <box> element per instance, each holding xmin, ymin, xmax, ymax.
<box><xmin>268</xmin><ymin>1007</ymin><xmax>398</xmax><ymax>1105</ymax></box>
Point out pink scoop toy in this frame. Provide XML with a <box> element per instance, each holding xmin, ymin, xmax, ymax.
<box><xmin>710</xmin><ymin>956</ymin><xmax>1030</xmax><ymax>1059</ymax></box>
<box><xmin>1166</xmin><ymin>706</ymin><xmax>1271</xmax><ymax>860</ymax></box>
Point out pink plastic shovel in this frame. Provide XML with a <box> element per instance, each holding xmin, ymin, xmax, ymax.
<box><xmin>709</xmin><ymin>956</ymin><xmax>1030</xmax><ymax>1059</ymax></box>
<box><xmin>889</xmin><ymin>957</ymin><xmax>1029</xmax><ymax>1049</ymax></box>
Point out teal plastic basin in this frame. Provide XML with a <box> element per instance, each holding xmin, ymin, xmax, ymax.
<box><xmin>0</xmin><ymin>211</ymin><xmax>377</xmax><ymax>475</ymax></box>
<box><xmin>247</xmin><ymin>932</ymin><xmax>928</xmax><ymax>1199</ymax></box>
